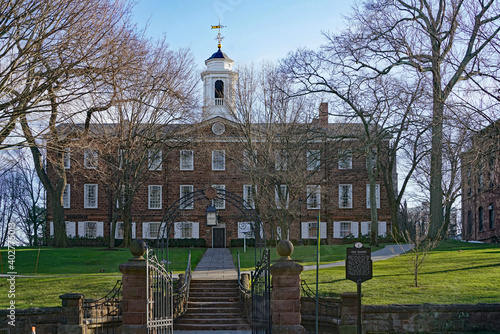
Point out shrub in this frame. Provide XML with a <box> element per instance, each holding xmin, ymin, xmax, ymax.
<box><xmin>230</xmin><ymin>238</ymin><xmax>255</xmax><ymax>247</ymax></box>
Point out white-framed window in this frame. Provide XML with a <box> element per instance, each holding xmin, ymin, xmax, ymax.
<box><xmin>275</xmin><ymin>150</ymin><xmax>288</xmax><ymax>171</ymax></box>
<box><xmin>78</xmin><ymin>221</ymin><xmax>104</xmax><ymax>238</ymax></box>
<box><xmin>307</xmin><ymin>150</ymin><xmax>320</xmax><ymax>171</ymax></box>
<box><xmin>307</xmin><ymin>185</ymin><xmax>321</xmax><ymax>209</ymax></box>
<box><xmin>49</xmin><ymin>221</ymin><xmax>76</xmax><ymax>237</ymax></box>
<box><xmin>238</xmin><ymin>221</ymin><xmax>255</xmax><ymax>239</ymax></box>
<box><xmin>148</xmin><ymin>150</ymin><xmax>162</xmax><ymax>170</ymax></box>
<box><xmin>84</xmin><ymin>184</ymin><xmax>98</xmax><ymax>208</ymax></box>
<box><xmin>333</xmin><ymin>221</ymin><xmax>359</xmax><ymax>238</ymax></box>
<box><xmin>63</xmin><ymin>184</ymin><xmax>70</xmax><ymax>209</ymax></box>
<box><xmin>114</xmin><ymin>222</ymin><xmax>136</xmax><ymax>239</ymax></box>
<box><xmin>64</xmin><ymin>148</ymin><xmax>71</xmax><ymax>169</ymax></box>
<box><xmin>366</xmin><ymin>152</ymin><xmax>378</xmax><ymax>169</ymax></box>
<box><xmin>173</xmin><ymin>222</ymin><xmax>200</xmax><ymax>239</ymax></box>
<box><xmin>142</xmin><ymin>222</ymin><xmax>161</xmax><ymax>239</ymax></box>
<box><xmin>243</xmin><ymin>150</ymin><xmax>257</xmax><ymax>170</ymax></box>
<box><xmin>116</xmin><ymin>185</ymin><xmax>126</xmax><ymax>209</ymax></box>
<box><xmin>148</xmin><ymin>185</ymin><xmax>162</xmax><ymax>209</ymax></box>
<box><xmin>301</xmin><ymin>222</ymin><xmax>327</xmax><ymax>239</ymax></box>
<box><xmin>180</xmin><ymin>185</ymin><xmax>194</xmax><ymax>209</ymax></box>
<box><xmin>180</xmin><ymin>150</ymin><xmax>194</xmax><ymax>170</ymax></box>
<box><xmin>276</xmin><ymin>226</ymin><xmax>289</xmax><ymax>240</ymax></box>
<box><xmin>339</xmin><ymin>184</ymin><xmax>352</xmax><ymax>208</ymax></box>
<box><xmin>366</xmin><ymin>184</ymin><xmax>381</xmax><ymax>209</ymax></box>
<box><xmin>212</xmin><ymin>184</ymin><xmax>225</xmax><ymax>209</ymax></box>
<box><xmin>243</xmin><ymin>185</ymin><xmax>256</xmax><ymax>209</ymax></box>
<box><xmin>275</xmin><ymin>184</ymin><xmax>289</xmax><ymax>209</ymax></box>
<box><xmin>84</xmin><ymin>149</ymin><xmax>98</xmax><ymax>169</ymax></box>
<box><xmin>360</xmin><ymin>221</ymin><xmax>387</xmax><ymax>237</ymax></box>
<box><xmin>118</xmin><ymin>149</ymin><xmax>124</xmax><ymax>169</ymax></box>
<box><xmin>212</xmin><ymin>150</ymin><xmax>225</xmax><ymax>170</ymax></box>
<box><xmin>338</xmin><ymin>150</ymin><xmax>352</xmax><ymax>169</ymax></box>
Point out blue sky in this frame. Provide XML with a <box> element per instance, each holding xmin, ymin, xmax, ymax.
<box><xmin>131</xmin><ymin>0</ymin><xmax>355</xmax><ymax>69</ymax></box>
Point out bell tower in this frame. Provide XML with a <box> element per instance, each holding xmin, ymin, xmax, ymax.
<box><xmin>201</xmin><ymin>24</ymin><xmax>238</xmax><ymax>120</ymax></box>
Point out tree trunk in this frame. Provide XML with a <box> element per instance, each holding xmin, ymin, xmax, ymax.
<box><xmin>367</xmin><ymin>148</ymin><xmax>379</xmax><ymax>246</ymax></box>
<box><xmin>120</xmin><ymin>205</ymin><xmax>132</xmax><ymax>248</ymax></box>
<box><xmin>51</xmin><ymin>194</ymin><xmax>68</xmax><ymax>248</ymax></box>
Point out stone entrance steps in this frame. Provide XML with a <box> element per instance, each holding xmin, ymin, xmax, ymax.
<box><xmin>174</xmin><ymin>279</ymin><xmax>251</xmax><ymax>331</ymax></box>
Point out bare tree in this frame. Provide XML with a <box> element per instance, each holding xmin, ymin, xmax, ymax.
<box><xmin>282</xmin><ymin>45</ymin><xmax>430</xmax><ymax>245</ymax></box>
<box><xmin>15</xmin><ymin>0</ymin><xmax>140</xmax><ymax>247</ymax></box>
<box><xmin>81</xmin><ymin>42</ymin><xmax>198</xmax><ymax>248</ymax></box>
<box><xmin>333</xmin><ymin>0</ymin><xmax>500</xmax><ymax>239</ymax></box>
<box><xmin>225</xmin><ymin>63</ymin><xmax>324</xmax><ymax>241</ymax></box>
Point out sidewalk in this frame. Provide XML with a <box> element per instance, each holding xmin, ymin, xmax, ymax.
<box><xmin>302</xmin><ymin>244</ymin><xmax>413</xmax><ymax>271</ymax></box>
<box><xmin>191</xmin><ymin>248</ymin><xmax>238</xmax><ymax>280</ymax></box>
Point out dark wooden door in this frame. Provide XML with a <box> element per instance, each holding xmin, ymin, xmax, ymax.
<box><xmin>213</xmin><ymin>228</ymin><xmax>225</xmax><ymax>248</ymax></box>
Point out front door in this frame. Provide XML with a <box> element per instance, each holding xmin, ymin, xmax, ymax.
<box><xmin>213</xmin><ymin>227</ymin><xmax>225</xmax><ymax>248</ymax></box>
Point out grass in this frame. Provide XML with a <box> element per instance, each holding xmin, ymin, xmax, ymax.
<box><xmin>0</xmin><ymin>247</ymin><xmax>206</xmax><ymax>308</ymax></box>
<box><xmin>300</xmin><ymin>240</ymin><xmax>500</xmax><ymax>305</ymax></box>
<box><xmin>231</xmin><ymin>243</ymin><xmax>386</xmax><ymax>271</ymax></box>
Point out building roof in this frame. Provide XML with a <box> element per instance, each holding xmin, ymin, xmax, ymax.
<box><xmin>207</xmin><ymin>48</ymin><xmax>232</xmax><ymax>61</ymax></box>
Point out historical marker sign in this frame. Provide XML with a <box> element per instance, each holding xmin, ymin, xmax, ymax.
<box><xmin>346</xmin><ymin>244</ymin><xmax>373</xmax><ymax>283</ymax></box>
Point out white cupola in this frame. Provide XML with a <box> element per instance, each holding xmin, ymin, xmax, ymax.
<box><xmin>200</xmin><ymin>47</ymin><xmax>238</xmax><ymax>120</ymax></box>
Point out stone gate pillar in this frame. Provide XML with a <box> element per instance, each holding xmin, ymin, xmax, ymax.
<box><xmin>270</xmin><ymin>240</ymin><xmax>306</xmax><ymax>334</ymax></box>
<box><xmin>119</xmin><ymin>240</ymin><xmax>148</xmax><ymax>334</ymax></box>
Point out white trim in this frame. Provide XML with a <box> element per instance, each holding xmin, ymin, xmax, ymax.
<box><xmin>148</xmin><ymin>185</ymin><xmax>162</xmax><ymax>210</ymax></box>
<box><xmin>143</xmin><ymin>222</ymin><xmax>161</xmax><ymax>239</ymax></box>
<box><xmin>84</xmin><ymin>149</ymin><xmax>98</xmax><ymax>169</ymax></box>
<box><xmin>307</xmin><ymin>150</ymin><xmax>320</xmax><ymax>171</ymax></box>
<box><xmin>275</xmin><ymin>184</ymin><xmax>289</xmax><ymax>209</ymax></box>
<box><xmin>148</xmin><ymin>150</ymin><xmax>162</xmax><ymax>171</ymax></box>
<box><xmin>180</xmin><ymin>150</ymin><xmax>194</xmax><ymax>170</ymax></box>
<box><xmin>212</xmin><ymin>184</ymin><xmax>226</xmax><ymax>209</ymax></box>
<box><xmin>338</xmin><ymin>150</ymin><xmax>352</xmax><ymax>169</ymax></box>
<box><xmin>366</xmin><ymin>184</ymin><xmax>381</xmax><ymax>209</ymax></box>
<box><xmin>212</xmin><ymin>150</ymin><xmax>225</xmax><ymax>170</ymax></box>
<box><xmin>243</xmin><ymin>185</ymin><xmax>256</xmax><ymax>209</ymax></box>
<box><xmin>64</xmin><ymin>148</ymin><xmax>71</xmax><ymax>169</ymax></box>
<box><xmin>306</xmin><ymin>185</ymin><xmax>321</xmax><ymax>209</ymax></box>
<box><xmin>63</xmin><ymin>184</ymin><xmax>70</xmax><ymax>209</ymax></box>
<box><xmin>84</xmin><ymin>184</ymin><xmax>98</xmax><ymax>208</ymax></box>
<box><xmin>180</xmin><ymin>185</ymin><xmax>194</xmax><ymax>210</ymax></box>
<box><xmin>338</xmin><ymin>184</ymin><xmax>352</xmax><ymax>209</ymax></box>
<box><xmin>302</xmin><ymin>221</ymin><xmax>327</xmax><ymax>239</ymax></box>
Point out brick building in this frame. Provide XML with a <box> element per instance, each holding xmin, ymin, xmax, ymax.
<box><xmin>47</xmin><ymin>46</ymin><xmax>393</xmax><ymax>247</ymax></box>
<box><xmin>462</xmin><ymin>120</ymin><xmax>500</xmax><ymax>243</ymax></box>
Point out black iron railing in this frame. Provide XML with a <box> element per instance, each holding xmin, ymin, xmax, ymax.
<box><xmin>173</xmin><ymin>250</ymin><xmax>191</xmax><ymax>319</ymax></box>
<box><xmin>237</xmin><ymin>251</ymin><xmax>251</xmax><ymax>321</ymax></box>
<box><xmin>251</xmin><ymin>248</ymin><xmax>271</xmax><ymax>334</ymax></box>
<box><xmin>82</xmin><ymin>280</ymin><xmax>122</xmax><ymax>334</ymax></box>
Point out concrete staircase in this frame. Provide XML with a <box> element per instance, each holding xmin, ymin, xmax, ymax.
<box><xmin>173</xmin><ymin>279</ymin><xmax>251</xmax><ymax>331</ymax></box>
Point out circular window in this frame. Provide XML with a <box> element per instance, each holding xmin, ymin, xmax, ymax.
<box><xmin>212</xmin><ymin>122</ymin><xmax>225</xmax><ymax>135</ymax></box>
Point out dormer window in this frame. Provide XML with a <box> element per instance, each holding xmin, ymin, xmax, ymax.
<box><xmin>215</xmin><ymin>80</ymin><xmax>224</xmax><ymax>105</ymax></box>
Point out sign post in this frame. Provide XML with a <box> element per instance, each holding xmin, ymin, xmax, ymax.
<box><xmin>345</xmin><ymin>242</ymin><xmax>372</xmax><ymax>334</ymax></box>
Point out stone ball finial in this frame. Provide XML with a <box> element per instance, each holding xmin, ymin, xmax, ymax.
<box><xmin>130</xmin><ymin>239</ymin><xmax>146</xmax><ymax>260</ymax></box>
<box><xmin>277</xmin><ymin>240</ymin><xmax>294</xmax><ymax>260</ymax></box>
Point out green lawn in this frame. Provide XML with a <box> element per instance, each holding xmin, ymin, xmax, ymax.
<box><xmin>0</xmin><ymin>247</ymin><xmax>206</xmax><ymax>308</ymax></box>
<box><xmin>300</xmin><ymin>240</ymin><xmax>500</xmax><ymax>305</ymax></box>
<box><xmin>231</xmin><ymin>243</ymin><xmax>386</xmax><ymax>271</ymax></box>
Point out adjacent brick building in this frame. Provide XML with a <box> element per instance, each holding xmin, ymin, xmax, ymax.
<box><xmin>462</xmin><ymin>120</ymin><xmax>500</xmax><ymax>243</ymax></box>
<box><xmin>47</xmin><ymin>46</ymin><xmax>393</xmax><ymax>247</ymax></box>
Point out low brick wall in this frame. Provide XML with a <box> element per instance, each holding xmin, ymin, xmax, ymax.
<box><xmin>0</xmin><ymin>307</ymin><xmax>62</xmax><ymax>334</ymax></box>
<box><xmin>363</xmin><ymin>303</ymin><xmax>500</xmax><ymax>333</ymax></box>
<box><xmin>300</xmin><ymin>301</ymin><xmax>500</xmax><ymax>333</ymax></box>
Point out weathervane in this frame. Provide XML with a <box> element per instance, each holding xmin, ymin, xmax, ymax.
<box><xmin>211</xmin><ymin>21</ymin><xmax>226</xmax><ymax>49</ymax></box>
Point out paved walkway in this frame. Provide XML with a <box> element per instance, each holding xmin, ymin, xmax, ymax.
<box><xmin>191</xmin><ymin>248</ymin><xmax>238</xmax><ymax>280</ymax></box>
<box><xmin>302</xmin><ymin>244</ymin><xmax>413</xmax><ymax>271</ymax></box>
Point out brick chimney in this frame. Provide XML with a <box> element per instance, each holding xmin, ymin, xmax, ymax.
<box><xmin>319</xmin><ymin>102</ymin><xmax>328</xmax><ymax>128</ymax></box>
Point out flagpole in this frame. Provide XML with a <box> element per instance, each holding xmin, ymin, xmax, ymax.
<box><xmin>316</xmin><ymin>213</ymin><xmax>320</xmax><ymax>334</ymax></box>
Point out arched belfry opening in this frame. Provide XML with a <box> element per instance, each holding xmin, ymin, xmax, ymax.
<box><xmin>215</xmin><ymin>80</ymin><xmax>224</xmax><ymax>104</ymax></box>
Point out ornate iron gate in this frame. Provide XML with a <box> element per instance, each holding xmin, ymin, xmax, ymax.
<box><xmin>146</xmin><ymin>249</ymin><xmax>173</xmax><ymax>334</ymax></box>
<box><xmin>251</xmin><ymin>248</ymin><xmax>271</xmax><ymax>334</ymax></box>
